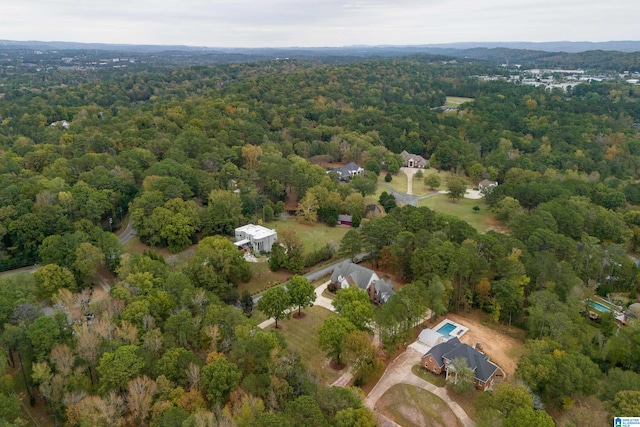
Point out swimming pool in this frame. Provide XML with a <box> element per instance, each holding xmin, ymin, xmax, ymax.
<box><xmin>436</xmin><ymin>322</ymin><xmax>457</xmax><ymax>339</ymax></box>
<box><xmin>590</xmin><ymin>301</ymin><xmax>612</xmax><ymax>313</ymax></box>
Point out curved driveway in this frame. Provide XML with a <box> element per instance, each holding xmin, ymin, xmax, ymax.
<box><xmin>366</xmin><ymin>348</ymin><xmax>475</xmax><ymax>427</ymax></box>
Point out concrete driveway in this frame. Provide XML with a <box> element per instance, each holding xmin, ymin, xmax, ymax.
<box><xmin>366</xmin><ymin>347</ymin><xmax>475</xmax><ymax>427</ymax></box>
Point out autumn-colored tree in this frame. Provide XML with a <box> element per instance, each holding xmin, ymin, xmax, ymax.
<box><xmin>242</xmin><ymin>144</ymin><xmax>263</xmax><ymax>171</ymax></box>
<box><xmin>126</xmin><ymin>375</ymin><xmax>157</xmax><ymax>426</ymax></box>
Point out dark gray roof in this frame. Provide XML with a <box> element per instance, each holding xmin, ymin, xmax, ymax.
<box><xmin>373</xmin><ymin>278</ymin><xmax>395</xmax><ymax>303</ymax></box>
<box><xmin>335</xmin><ymin>162</ymin><xmax>362</xmax><ymax>178</ymax></box>
<box><xmin>423</xmin><ymin>337</ymin><xmax>461</xmax><ymax>368</ymax></box>
<box><xmin>337</xmin><ymin>214</ymin><xmax>352</xmax><ymax>222</ymax></box>
<box><xmin>331</xmin><ymin>260</ymin><xmax>376</xmax><ymax>291</ymax></box>
<box><xmin>442</xmin><ymin>342</ymin><xmax>499</xmax><ymax>383</ymax></box>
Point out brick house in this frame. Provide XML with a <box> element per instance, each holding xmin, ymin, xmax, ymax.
<box><xmin>421</xmin><ymin>337</ymin><xmax>502</xmax><ymax>391</ymax></box>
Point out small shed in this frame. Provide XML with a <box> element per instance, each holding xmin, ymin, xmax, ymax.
<box><xmin>337</xmin><ymin>214</ymin><xmax>352</xmax><ymax>226</ymax></box>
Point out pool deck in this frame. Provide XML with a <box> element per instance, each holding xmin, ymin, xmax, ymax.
<box><xmin>432</xmin><ymin>319</ymin><xmax>469</xmax><ymax>340</ymax></box>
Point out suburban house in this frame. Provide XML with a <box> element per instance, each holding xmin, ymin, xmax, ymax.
<box><xmin>49</xmin><ymin>120</ymin><xmax>70</xmax><ymax>130</ymax></box>
<box><xmin>234</xmin><ymin>224</ymin><xmax>278</xmax><ymax>253</ymax></box>
<box><xmin>330</xmin><ymin>260</ymin><xmax>395</xmax><ymax>304</ymax></box>
<box><xmin>333</xmin><ymin>162</ymin><xmax>364</xmax><ymax>181</ymax></box>
<box><xmin>421</xmin><ymin>337</ymin><xmax>502</xmax><ymax>391</ymax></box>
<box><xmin>337</xmin><ymin>214</ymin><xmax>353</xmax><ymax>226</ymax></box>
<box><xmin>400</xmin><ymin>150</ymin><xmax>428</xmax><ymax>168</ymax></box>
<box><xmin>478</xmin><ymin>179</ymin><xmax>498</xmax><ymax>193</ymax></box>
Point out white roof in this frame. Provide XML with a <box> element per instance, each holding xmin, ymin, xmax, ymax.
<box><xmin>235</xmin><ymin>224</ymin><xmax>276</xmax><ymax>239</ymax></box>
<box><xmin>418</xmin><ymin>328</ymin><xmax>445</xmax><ymax>346</ymax></box>
<box><xmin>234</xmin><ymin>239</ymin><xmax>251</xmax><ymax>246</ymax></box>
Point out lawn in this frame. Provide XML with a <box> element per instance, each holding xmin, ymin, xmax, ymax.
<box><xmin>378</xmin><ymin>171</ymin><xmax>408</xmax><ymax>194</ymax></box>
<box><xmin>444</xmin><ymin>96</ymin><xmax>475</xmax><ymax>108</ymax></box>
<box><xmin>267</xmin><ymin>220</ymin><xmax>350</xmax><ymax>254</ymax></box>
<box><xmin>269</xmin><ymin>305</ymin><xmax>342</xmax><ymax>384</ymax></box>
<box><xmin>377</xmin><ymin>384</ymin><xmax>463</xmax><ymax>427</ymax></box>
<box><xmin>412</xmin><ymin>169</ymin><xmax>456</xmax><ymax>197</ymax></box>
<box><xmin>417</xmin><ymin>194</ymin><xmax>505</xmax><ymax>233</ymax></box>
<box><xmin>411</xmin><ymin>365</ymin><xmax>446</xmax><ymax>387</ymax></box>
<box><xmin>239</xmin><ymin>261</ymin><xmax>292</xmax><ymax>295</ymax></box>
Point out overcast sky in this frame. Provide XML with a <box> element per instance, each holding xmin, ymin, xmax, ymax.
<box><xmin>1</xmin><ymin>0</ymin><xmax>638</xmax><ymax>47</ymax></box>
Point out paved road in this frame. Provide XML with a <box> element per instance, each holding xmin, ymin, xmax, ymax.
<box><xmin>366</xmin><ymin>348</ymin><xmax>475</xmax><ymax>427</ymax></box>
<box><xmin>253</xmin><ymin>253</ymin><xmax>368</xmax><ymax>304</ymax></box>
<box><xmin>399</xmin><ymin>167</ymin><xmax>416</xmax><ymax>195</ymax></box>
<box><xmin>118</xmin><ymin>218</ymin><xmax>136</xmax><ymax>244</ymax></box>
<box><xmin>0</xmin><ymin>264</ymin><xmax>40</xmax><ymax>278</ymax></box>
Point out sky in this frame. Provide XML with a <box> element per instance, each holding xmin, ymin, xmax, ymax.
<box><xmin>1</xmin><ymin>0</ymin><xmax>639</xmax><ymax>48</ymax></box>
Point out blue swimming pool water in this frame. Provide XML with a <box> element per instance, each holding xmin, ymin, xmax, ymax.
<box><xmin>590</xmin><ymin>301</ymin><xmax>612</xmax><ymax>313</ymax></box>
<box><xmin>436</xmin><ymin>322</ymin><xmax>457</xmax><ymax>338</ymax></box>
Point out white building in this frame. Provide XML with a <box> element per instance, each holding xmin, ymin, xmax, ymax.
<box><xmin>234</xmin><ymin>224</ymin><xmax>278</xmax><ymax>253</ymax></box>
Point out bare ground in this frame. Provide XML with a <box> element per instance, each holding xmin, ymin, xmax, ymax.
<box><xmin>377</xmin><ymin>384</ymin><xmax>462</xmax><ymax>427</ymax></box>
<box><xmin>442</xmin><ymin>311</ymin><xmax>525</xmax><ymax>378</ymax></box>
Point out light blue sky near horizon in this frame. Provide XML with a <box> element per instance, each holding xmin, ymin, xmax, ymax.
<box><xmin>1</xmin><ymin>0</ymin><xmax>638</xmax><ymax>48</ymax></box>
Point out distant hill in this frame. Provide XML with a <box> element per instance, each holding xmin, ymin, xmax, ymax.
<box><xmin>416</xmin><ymin>41</ymin><xmax>640</xmax><ymax>53</ymax></box>
<box><xmin>1</xmin><ymin>39</ymin><xmax>639</xmax><ymax>71</ymax></box>
<box><xmin>1</xmin><ymin>39</ymin><xmax>639</xmax><ymax>54</ymax></box>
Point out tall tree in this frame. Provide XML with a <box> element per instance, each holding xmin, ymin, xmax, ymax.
<box><xmin>286</xmin><ymin>276</ymin><xmax>316</xmax><ymax>317</ymax></box>
<box><xmin>257</xmin><ymin>286</ymin><xmax>292</xmax><ymax>329</ymax></box>
<box><xmin>318</xmin><ymin>317</ymin><xmax>357</xmax><ymax>365</ymax></box>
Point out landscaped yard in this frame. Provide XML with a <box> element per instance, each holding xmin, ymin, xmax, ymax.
<box><xmin>267</xmin><ymin>219</ymin><xmax>350</xmax><ymax>254</ymax></box>
<box><xmin>444</xmin><ymin>96</ymin><xmax>475</xmax><ymax>108</ymax></box>
<box><xmin>411</xmin><ymin>169</ymin><xmax>457</xmax><ymax>197</ymax></box>
<box><xmin>411</xmin><ymin>365</ymin><xmax>446</xmax><ymax>387</ymax></box>
<box><xmin>417</xmin><ymin>194</ymin><xmax>506</xmax><ymax>233</ymax></box>
<box><xmin>268</xmin><ymin>305</ymin><xmax>342</xmax><ymax>384</ymax></box>
<box><xmin>377</xmin><ymin>384</ymin><xmax>463</xmax><ymax>427</ymax></box>
<box><xmin>239</xmin><ymin>261</ymin><xmax>292</xmax><ymax>295</ymax></box>
<box><xmin>378</xmin><ymin>171</ymin><xmax>408</xmax><ymax>194</ymax></box>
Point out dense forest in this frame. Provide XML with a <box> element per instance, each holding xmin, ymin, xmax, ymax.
<box><xmin>1</xmin><ymin>49</ymin><xmax>640</xmax><ymax>426</ymax></box>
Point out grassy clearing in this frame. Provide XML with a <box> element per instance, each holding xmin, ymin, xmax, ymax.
<box><xmin>271</xmin><ymin>305</ymin><xmax>341</xmax><ymax>384</ymax></box>
<box><xmin>378</xmin><ymin>171</ymin><xmax>408</xmax><ymax>194</ymax></box>
<box><xmin>411</xmin><ymin>365</ymin><xmax>447</xmax><ymax>387</ymax></box>
<box><xmin>378</xmin><ymin>384</ymin><xmax>463</xmax><ymax>427</ymax></box>
<box><xmin>267</xmin><ymin>220</ymin><xmax>350</xmax><ymax>254</ymax></box>
<box><xmin>412</xmin><ymin>169</ymin><xmax>456</xmax><ymax>197</ymax></box>
<box><xmin>240</xmin><ymin>261</ymin><xmax>292</xmax><ymax>295</ymax></box>
<box><xmin>444</xmin><ymin>96</ymin><xmax>475</xmax><ymax>108</ymax></box>
<box><xmin>445</xmin><ymin>385</ymin><xmax>480</xmax><ymax>422</ymax></box>
<box><xmin>418</xmin><ymin>194</ymin><xmax>505</xmax><ymax>233</ymax></box>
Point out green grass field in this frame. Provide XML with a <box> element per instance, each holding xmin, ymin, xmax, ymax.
<box><xmin>411</xmin><ymin>365</ymin><xmax>446</xmax><ymax>387</ymax></box>
<box><xmin>417</xmin><ymin>194</ymin><xmax>505</xmax><ymax>233</ymax></box>
<box><xmin>273</xmin><ymin>305</ymin><xmax>341</xmax><ymax>384</ymax></box>
<box><xmin>412</xmin><ymin>169</ymin><xmax>455</xmax><ymax>197</ymax></box>
<box><xmin>267</xmin><ymin>220</ymin><xmax>350</xmax><ymax>253</ymax></box>
<box><xmin>444</xmin><ymin>96</ymin><xmax>475</xmax><ymax>108</ymax></box>
<box><xmin>378</xmin><ymin>384</ymin><xmax>463</xmax><ymax>427</ymax></box>
<box><xmin>378</xmin><ymin>171</ymin><xmax>408</xmax><ymax>194</ymax></box>
<box><xmin>239</xmin><ymin>261</ymin><xmax>292</xmax><ymax>295</ymax></box>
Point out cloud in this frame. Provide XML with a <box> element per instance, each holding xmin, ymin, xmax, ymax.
<box><xmin>0</xmin><ymin>0</ymin><xmax>638</xmax><ymax>47</ymax></box>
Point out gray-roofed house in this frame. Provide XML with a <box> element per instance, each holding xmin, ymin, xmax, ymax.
<box><xmin>478</xmin><ymin>179</ymin><xmax>498</xmax><ymax>193</ymax></box>
<box><xmin>400</xmin><ymin>150</ymin><xmax>428</xmax><ymax>168</ymax></box>
<box><xmin>333</xmin><ymin>162</ymin><xmax>364</xmax><ymax>181</ymax></box>
<box><xmin>421</xmin><ymin>337</ymin><xmax>502</xmax><ymax>391</ymax></box>
<box><xmin>330</xmin><ymin>260</ymin><xmax>395</xmax><ymax>304</ymax></box>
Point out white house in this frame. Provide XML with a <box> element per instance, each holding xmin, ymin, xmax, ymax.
<box><xmin>234</xmin><ymin>224</ymin><xmax>278</xmax><ymax>253</ymax></box>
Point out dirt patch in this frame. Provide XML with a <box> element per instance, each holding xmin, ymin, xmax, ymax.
<box><xmin>329</xmin><ymin>360</ymin><xmax>346</xmax><ymax>371</ymax></box>
<box><xmin>292</xmin><ymin>312</ymin><xmax>307</xmax><ymax>319</ymax></box>
<box><xmin>377</xmin><ymin>384</ymin><xmax>462</xmax><ymax>427</ymax></box>
<box><xmin>441</xmin><ymin>311</ymin><xmax>525</xmax><ymax>378</ymax></box>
